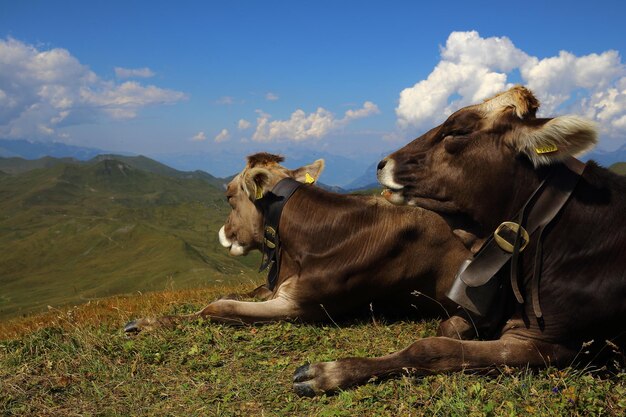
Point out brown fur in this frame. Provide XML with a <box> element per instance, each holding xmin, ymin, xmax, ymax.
<box><xmin>125</xmin><ymin>156</ymin><xmax>471</xmax><ymax>337</ymax></box>
<box><xmin>292</xmin><ymin>86</ymin><xmax>626</xmax><ymax>396</ymax></box>
<box><xmin>477</xmin><ymin>85</ymin><xmax>540</xmax><ymax>119</ymax></box>
<box><xmin>247</xmin><ymin>152</ymin><xmax>285</xmax><ymax>167</ymax></box>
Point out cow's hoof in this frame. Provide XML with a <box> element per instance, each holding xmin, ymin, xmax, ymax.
<box><xmin>293</xmin><ymin>364</ymin><xmax>318</xmax><ymax>397</ymax></box>
<box><xmin>293</xmin><ymin>363</ymin><xmax>312</xmax><ymax>382</ymax></box>
<box><xmin>124</xmin><ymin>320</ymin><xmax>141</xmax><ymax>333</ymax></box>
<box><xmin>293</xmin><ymin>363</ymin><xmax>332</xmax><ymax>397</ymax></box>
<box><xmin>293</xmin><ymin>360</ymin><xmax>355</xmax><ymax>396</ymax></box>
<box><xmin>293</xmin><ymin>382</ymin><xmax>317</xmax><ymax>397</ymax></box>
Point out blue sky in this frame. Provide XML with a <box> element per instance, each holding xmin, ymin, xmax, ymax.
<box><xmin>2</xmin><ymin>0</ymin><xmax>626</xmax><ymax>180</ymax></box>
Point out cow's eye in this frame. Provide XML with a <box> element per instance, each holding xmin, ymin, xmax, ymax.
<box><xmin>443</xmin><ymin>134</ymin><xmax>470</xmax><ymax>154</ymax></box>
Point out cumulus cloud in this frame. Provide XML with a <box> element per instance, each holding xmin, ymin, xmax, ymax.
<box><xmin>396</xmin><ymin>31</ymin><xmax>626</xmax><ymax>142</ymax></box>
<box><xmin>214</xmin><ymin>128</ymin><xmax>230</xmax><ymax>143</ymax></box>
<box><xmin>238</xmin><ymin>119</ymin><xmax>251</xmax><ymax>130</ymax></box>
<box><xmin>0</xmin><ymin>38</ymin><xmax>186</xmax><ymax>139</ymax></box>
<box><xmin>114</xmin><ymin>66</ymin><xmax>155</xmax><ymax>78</ymax></box>
<box><xmin>252</xmin><ymin>101</ymin><xmax>380</xmax><ymax>142</ymax></box>
<box><xmin>265</xmin><ymin>92</ymin><xmax>279</xmax><ymax>101</ymax></box>
<box><xmin>191</xmin><ymin>131</ymin><xmax>207</xmax><ymax>142</ymax></box>
<box><xmin>344</xmin><ymin>101</ymin><xmax>380</xmax><ymax>120</ymax></box>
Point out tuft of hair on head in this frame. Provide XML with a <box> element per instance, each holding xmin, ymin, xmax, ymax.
<box><xmin>482</xmin><ymin>85</ymin><xmax>540</xmax><ymax>119</ymax></box>
<box><xmin>246</xmin><ymin>152</ymin><xmax>285</xmax><ymax>167</ymax></box>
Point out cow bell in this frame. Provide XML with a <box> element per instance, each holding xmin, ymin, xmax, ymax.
<box><xmin>446</xmin><ymin>259</ymin><xmax>501</xmax><ymax>317</ymax></box>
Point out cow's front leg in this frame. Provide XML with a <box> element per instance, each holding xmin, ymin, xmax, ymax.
<box><xmin>219</xmin><ymin>284</ymin><xmax>273</xmax><ymax>301</ymax></box>
<box><xmin>436</xmin><ymin>313</ymin><xmax>477</xmax><ymax>340</ymax></box>
<box><xmin>124</xmin><ymin>295</ymin><xmax>307</xmax><ymax>333</ymax></box>
<box><xmin>293</xmin><ymin>335</ymin><xmax>576</xmax><ymax>397</ymax></box>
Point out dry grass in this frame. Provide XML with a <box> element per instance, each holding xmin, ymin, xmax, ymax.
<box><xmin>0</xmin><ymin>283</ymin><xmax>254</xmax><ymax>340</ymax></box>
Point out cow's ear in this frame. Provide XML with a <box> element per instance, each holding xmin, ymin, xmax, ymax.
<box><xmin>515</xmin><ymin>115</ymin><xmax>597</xmax><ymax>166</ymax></box>
<box><xmin>290</xmin><ymin>159</ymin><xmax>325</xmax><ymax>184</ymax></box>
<box><xmin>244</xmin><ymin>167</ymin><xmax>272</xmax><ymax>200</ymax></box>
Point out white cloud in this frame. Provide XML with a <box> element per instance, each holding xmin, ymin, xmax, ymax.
<box><xmin>238</xmin><ymin>119</ymin><xmax>251</xmax><ymax>130</ymax></box>
<box><xmin>114</xmin><ymin>67</ymin><xmax>155</xmax><ymax>78</ymax></box>
<box><xmin>191</xmin><ymin>131</ymin><xmax>207</xmax><ymax>141</ymax></box>
<box><xmin>344</xmin><ymin>101</ymin><xmax>380</xmax><ymax>120</ymax></box>
<box><xmin>0</xmin><ymin>38</ymin><xmax>186</xmax><ymax>139</ymax></box>
<box><xmin>265</xmin><ymin>92</ymin><xmax>279</xmax><ymax>101</ymax></box>
<box><xmin>214</xmin><ymin>128</ymin><xmax>230</xmax><ymax>143</ymax></box>
<box><xmin>396</xmin><ymin>31</ymin><xmax>626</xmax><ymax>143</ymax></box>
<box><xmin>252</xmin><ymin>101</ymin><xmax>380</xmax><ymax>142</ymax></box>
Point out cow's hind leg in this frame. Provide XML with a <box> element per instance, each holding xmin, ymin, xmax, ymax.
<box><xmin>293</xmin><ymin>336</ymin><xmax>577</xmax><ymax>397</ymax></box>
<box><xmin>124</xmin><ymin>296</ymin><xmax>308</xmax><ymax>333</ymax></box>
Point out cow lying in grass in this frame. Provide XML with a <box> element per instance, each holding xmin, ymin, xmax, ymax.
<box><xmin>124</xmin><ymin>153</ymin><xmax>471</xmax><ymax>334</ymax></box>
<box><xmin>293</xmin><ymin>86</ymin><xmax>626</xmax><ymax>396</ymax></box>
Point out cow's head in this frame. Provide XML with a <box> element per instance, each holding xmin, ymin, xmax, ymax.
<box><xmin>218</xmin><ymin>152</ymin><xmax>324</xmax><ymax>256</ymax></box>
<box><xmin>378</xmin><ymin>86</ymin><xmax>597</xmax><ymax>233</ymax></box>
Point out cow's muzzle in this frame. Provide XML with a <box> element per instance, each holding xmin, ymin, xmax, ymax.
<box><xmin>377</xmin><ymin>158</ymin><xmax>406</xmax><ymax>204</ymax></box>
<box><xmin>218</xmin><ymin>225</ymin><xmax>246</xmax><ymax>256</ymax></box>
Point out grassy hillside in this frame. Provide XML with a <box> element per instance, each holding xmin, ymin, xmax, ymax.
<box><xmin>1</xmin><ymin>285</ymin><xmax>625</xmax><ymax>416</ymax></box>
<box><xmin>0</xmin><ymin>158</ymin><xmax>262</xmax><ymax>319</ymax></box>
<box><xmin>0</xmin><ymin>155</ymin><xmax>228</xmax><ymax>188</ymax></box>
<box><xmin>0</xmin><ymin>156</ymin><xmax>80</xmax><ymax>175</ymax></box>
<box><xmin>88</xmin><ymin>154</ymin><xmax>228</xmax><ymax>189</ymax></box>
<box><xmin>609</xmin><ymin>162</ymin><xmax>626</xmax><ymax>175</ymax></box>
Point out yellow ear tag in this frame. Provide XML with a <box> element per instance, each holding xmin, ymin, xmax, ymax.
<box><xmin>535</xmin><ymin>144</ymin><xmax>558</xmax><ymax>154</ymax></box>
<box><xmin>255</xmin><ymin>186</ymin><xmax>264</xmax><ymax>200</ymax></box>
<box><xmin>304</xmin><ymin>172</ymin><xmax>315</xmax><ymax>184</ymax></box>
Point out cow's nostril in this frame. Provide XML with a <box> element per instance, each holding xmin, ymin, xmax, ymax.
<box><xmin>377</xmin><ymin>159</ymin><xmax>387</xmax><ymax>171</ymax></box>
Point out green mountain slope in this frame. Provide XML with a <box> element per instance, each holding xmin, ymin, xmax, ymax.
<box><xmin>0</xmin><ymin>158</ymin><xmax>261</xmax><ymax>319</ymax></box>
<box><xmin>89</xmin><ymin>154</ymin><xmax>228</xmax><ymax>189</ymax></box>
<box><xmin>609</xmin><ymin>162</ymin><xmax>626</xmax><ymax>175</ymax></box>
<box><xmin>0</xmin><ymin>155</ymin><xmax>79</xmax><ymax>175</ymax></box>
<box><xmin>0</xmin><ymin>154</ymin><xmax>229</xmax><ymax>189</ymax></box>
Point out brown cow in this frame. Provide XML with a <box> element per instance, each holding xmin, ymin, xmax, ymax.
<box><xmin>124</xmin><ymin>153</ymin><xmax>471</xmax><ymax>335</ymax></box>
<box><xmin>293</xmin><ymin>86</ymin><xmax>626</xmax><ymax>395</ymax></box>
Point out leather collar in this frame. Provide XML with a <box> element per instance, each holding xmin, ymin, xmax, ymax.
<box><xmin>447</xmin><ymin>157</ymin><xmax>586</xmax><ymax>319</ymax></box>
<box><xmin>254</xmin><ymin>178</ymin><xmax>303</xmax><ymax>290</ymax></box>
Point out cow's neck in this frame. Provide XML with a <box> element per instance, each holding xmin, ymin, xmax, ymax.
<box><xmin>276</xmin><ymin>187</ymin><xmax>381</xmax><ymax>259</ymax></box>
<box><xmin>474</xmin><ymin>161</ymin><xmax>547</xmax><ymax>235</ymax></box>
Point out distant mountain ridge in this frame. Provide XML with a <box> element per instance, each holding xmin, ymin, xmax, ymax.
<box><xmin>0</xmin><ymin>138</ymin><xmax>373</xmax><ymax>187</ymax></box>
<box><xmin>583</xmin><ymin>144</ymin><xmax>626</xmax><ymax>167</ymax></box>
<box><xmin>0</xmin><ymin>154</ymin><xmax>228</xmax><ymax>190</ymax></box>
<box><xmin>156</xmin><ymin>148</ymin><xmax>375</xmax><ymax>188</ymax></box>
<box><xmin>345</xmin><ymin>161</ymin><xmax>379</xmax><ymax>190</ymax></box>
<box><xmin>0</xmin><ymin>138</ymin><xmax>114</xmax><ymax>160</ymax></box>
<box><xmin>3</xmin><ymin>137</ymin><xmax>625</xmax><ymax>189</ymax></box>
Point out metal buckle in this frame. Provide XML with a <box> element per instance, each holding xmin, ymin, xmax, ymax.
<box><xmin>264</xmin><ymin>226</ymin><xmax>277</xmax><ymax>249</ymax></box>
<box><xmin>494</xmin><ymin>221</ymin><xmax>529</xmax><ymax>253</ymax></box>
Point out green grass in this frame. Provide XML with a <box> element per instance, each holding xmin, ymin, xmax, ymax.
<box><xmin>0</xmin><ymin>158</ymin><xmax>261</xmax><ymax>319</ymax></box>
<box><xmin>1</xmin><ymin>286</ymin><xmax>625</xmax><ymax>416</ymax></box>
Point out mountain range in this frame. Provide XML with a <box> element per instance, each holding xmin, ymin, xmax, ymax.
<box><xmin>0</xmin><ymin>139</ymin><xmax>376</xmax><ymax>187</ymax></box>
<box><xmin>3</xmin><ymin>138</ymin><xmax>625</xmax><ymax>189</ymax></box>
